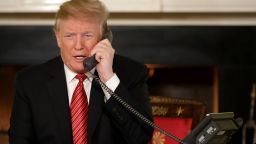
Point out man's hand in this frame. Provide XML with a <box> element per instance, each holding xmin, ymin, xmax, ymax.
<box><xmin>90</xmin><ymin>39</ymin><xmax>115</xmax><ymax>83</ymax></box>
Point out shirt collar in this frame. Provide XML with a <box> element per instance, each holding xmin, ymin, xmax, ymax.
<box><xmin>64</xmin><ymin>64</ymin><xmax>95</xmax><ymax>83</ymax></box>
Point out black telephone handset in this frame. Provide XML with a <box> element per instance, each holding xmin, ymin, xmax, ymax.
<box><xmin>83</xmin><ymin>23</ymin><xmax>113</xmax><ymax>72</ymax></box>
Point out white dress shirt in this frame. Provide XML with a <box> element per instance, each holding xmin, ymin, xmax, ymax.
<box><xmin>64</xmin><ymin>65</ymin><xmax>120</xmax><ymax>105</ymax></box>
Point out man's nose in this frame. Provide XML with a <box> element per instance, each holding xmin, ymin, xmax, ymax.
<box><xmin>74</xmin><ymin>36</ymin><xmax>84</xmax><ymax>50</ymax></box>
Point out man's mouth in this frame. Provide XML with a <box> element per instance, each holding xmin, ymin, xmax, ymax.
<box><xmin>74</xmin><ymin>55</ymin><xmax>86</xmax><ymax>62</ymax></box>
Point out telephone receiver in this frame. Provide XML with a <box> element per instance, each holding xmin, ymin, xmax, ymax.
<box><xmin>83</xmin><ymin>22</ymin><xmax>113</xmax><ymax>72</ymax></box>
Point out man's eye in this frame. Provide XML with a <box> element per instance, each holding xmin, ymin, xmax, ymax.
<box><xmin>64</xmin><ymin>35</ymin><xmax>73</xmax><ymax>38</ymax></box>
<box><xmin>83</xmin><ymin>34</ymin><xmax>93</xmax><ymax>38</ymax></box>
<box><xmin>64</xmin><ymin>34</ymin><xmax>76</xmax><ymax>39</ymax></box>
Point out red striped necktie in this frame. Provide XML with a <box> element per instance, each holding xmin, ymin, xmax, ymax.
<box><xmin>70</xmin><ymin>74</ymin><xmax>88</xmax><ymax>144</ymax></box>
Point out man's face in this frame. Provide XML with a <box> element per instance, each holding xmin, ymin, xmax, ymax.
<box><xmin>55</xmin><ymin>17</ymin><xmax>102</xmax><ymax>73</ymax></box>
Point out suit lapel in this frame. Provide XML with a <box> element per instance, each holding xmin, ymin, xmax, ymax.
<box><xmin>46</xmin><ymin>57</ymin><xmax>73</xmax><ymax>144</ymax></box>
<box><xmin>88</xmin><ymin>78</ymin><xmax>104</xmax><ymax>143</ymax></box>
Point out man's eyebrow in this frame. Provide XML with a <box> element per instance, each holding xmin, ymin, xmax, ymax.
<box><xmin>64</xmin><ymin>32</ymin><xmax>76</xmax><ymax>35</ymax></box>
<box><xmin>82</xmin><ymin>32</ymin><xmax>93</xmax><ymax>34</ymax></box>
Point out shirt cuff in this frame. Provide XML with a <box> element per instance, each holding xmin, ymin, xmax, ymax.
<box><xmin>103</xmin><ymin>73</ymin><xmax>120</xmax><ymax>102</ymax></box>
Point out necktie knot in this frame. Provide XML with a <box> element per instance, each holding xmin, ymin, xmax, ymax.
<box><xmin>75</xmin><ymin>73</ymin><xmax>86</xmax><ymax>82</ymax></box>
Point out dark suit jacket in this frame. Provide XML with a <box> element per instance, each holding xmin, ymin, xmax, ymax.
<box><xmin>9</xmin><ymin>54</ymin><xmax>153</xmax><ymax>144</ymax></box>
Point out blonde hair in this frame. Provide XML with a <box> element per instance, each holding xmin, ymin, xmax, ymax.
<box><xmin>54</xmin><ymin>0</ymin><xmax>109</xmax><ymax>32</ymax></box>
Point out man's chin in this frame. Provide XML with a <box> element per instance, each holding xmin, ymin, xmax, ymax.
<box><xmin>69</xmin><ymin>64</ymin><xmax>85</xmax><ymax>74</ymax></box>
<box><xmin>74</xmin><ymin>67</ymin><xmax>85</xmax><ymax>74</ymax></box>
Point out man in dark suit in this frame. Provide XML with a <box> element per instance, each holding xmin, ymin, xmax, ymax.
<box><xmin>9</xmin><ymin>0</ymin><xmax>153</xmax><ymax>144</ymax></box>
